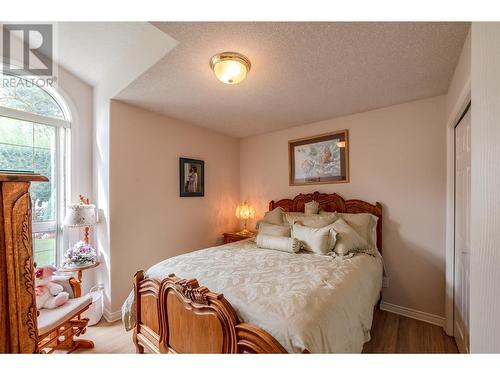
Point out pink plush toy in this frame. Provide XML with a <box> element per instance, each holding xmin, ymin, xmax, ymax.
<box><xmin>34</xmin><ymin>265</ymin><xmax>69</xmax><ymax>309</ymax></box>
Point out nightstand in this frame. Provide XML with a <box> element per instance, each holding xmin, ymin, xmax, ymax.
<box><xmin>59</xmin><ymin>261</ymin><xmax>100</xmax><ymax>283</ymax></box>
<box><xmin>223</xmin><ymin>231</ymin><xmax>256</xmax><ymax>244</ymax></box>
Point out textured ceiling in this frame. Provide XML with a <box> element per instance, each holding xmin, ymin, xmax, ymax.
<box><xmin>116</xmin><ymin>22</ymin><xmax>470</xmax><ymax>138</ymax></box>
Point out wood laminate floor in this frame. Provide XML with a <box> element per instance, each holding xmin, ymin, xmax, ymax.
<box><xmin>362</xmin><ymin>310</ymin><xmax>458</xmax><ymax>353</ymax></box>
<box><xmin>74</xmin><ymin>310</ymin><xmax>458</xmax><ymax>354</ymax></box>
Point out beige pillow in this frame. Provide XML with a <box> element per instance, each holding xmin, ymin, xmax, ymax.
<box><xmin>292</xmin><ymin>223</ymin><xmax>336</xmax><ymax>255</ymax></box>
<box><xmin>331</xmin><ymin>218</ymin><xmax>371</xmax><ymax>256</ymax></box>
<box><xmin>336</xmin><ymin>212</ymin><xmax>378</xmax><ymax>250</ymax></box>
<box><xmin>262</xmin><ymin>207</ymin><xmax>285</xmax><ymax>225</ymax></box>
<box><xmin>319</xmin><ymin>209</ymin><xmax>333</xmax><ymax>215</ymax></box>
<box><xmin>304</xmin><ymin>200</ymin><xmax>320</xmax><ymax>215</ymax></box>
<box><xmin>256</xmin><ymin>234</ymin><xmax>300</xmax><ymax>253</ymax></box>
<box><xmin>283</xmin><ymin>212</ymin><xmax>308</xmax><ymax>226</ymax></box>
<box><xmin>258</xmin><ymin>222</ymin><xmax>291</xmax><ymax>237</ymax></box>
<box><xmin>294</xmin><ymin>214</ymin><xmax>336</xmax><ymax>228</ymax></box>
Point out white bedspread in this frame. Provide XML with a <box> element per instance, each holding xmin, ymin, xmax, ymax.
<box><xmin>122</xmin><ymin>239</ymin><xmax>383</xmax><ymax>353</ymax></box>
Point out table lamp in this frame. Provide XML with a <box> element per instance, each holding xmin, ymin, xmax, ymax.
<box><xmin>235</xmin><ymin>201</ymin><xmax>255</xmax><ymax>235</ymax></box>
<box><xmin>64</xmin><ymin>195</ymin><xmax>96</xmax><ymax>243</ymax></box>
<box><xmin>62</xmin><ymin>195</ymin><xmax>97</xmax><ymax>267</ymax></box>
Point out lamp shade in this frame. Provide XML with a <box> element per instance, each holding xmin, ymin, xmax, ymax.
<box><xmin>235</xmin><ymin>201</ymin><xmax>255</xmax><ymax>220</ymax></box>
<box><xmin>63</xmin><ymin>203</ymin><xmax>96</xmax><ymax>227</ymax></box>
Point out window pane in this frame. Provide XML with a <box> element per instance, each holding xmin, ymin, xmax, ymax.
<box><xmin>32</xmin><ymin>124</ymin><xmax>57</xmax><ymax>222</ymax></box>
<box><xmin>0</xmin><ymin>116</ymin><xmax>57</xmax><ymax>221</ymax></box>
<box><xmin>0</xmin><ymin>116</ymin><xmax>34</xmax><ymax>146</ymax></box>
<box><xmin>33</xmin><ymin>231</ymin><xmax>56</xmax><ymax>266</ymax></box>
<box><xmin>0</xmin><ymin>116</ymin><xmax>35</xmax><ymax>172</ymax></box>
<box><xmin>0</xmin><ymin>74</ymin><xmax>65</xmax><ymax>120</ymax></box>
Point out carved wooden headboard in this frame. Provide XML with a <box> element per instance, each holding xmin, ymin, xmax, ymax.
<box><xmin>269</xmin><ymin>192</ymin><xmax>383</xmax><ymax>253</ymax></box>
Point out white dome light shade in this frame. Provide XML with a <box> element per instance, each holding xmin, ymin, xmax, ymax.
<box><xmin>210</xmin><ymin>52</ymin><xmax>251</xmax><ymax>85</ymax></box>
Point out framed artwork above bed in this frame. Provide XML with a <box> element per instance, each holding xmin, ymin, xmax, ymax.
<box><xmin>288</xmin><ymin>129</ymin><xmax>349</xmax><ymax>186</ymax></box>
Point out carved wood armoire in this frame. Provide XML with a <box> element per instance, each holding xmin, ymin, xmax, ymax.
<box><xmin>0</xmin><ymin>173</ymin><xmax>48</xmax><ymax>353</ymax></box>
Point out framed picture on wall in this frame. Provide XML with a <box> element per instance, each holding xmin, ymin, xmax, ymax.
<box><xmin>288</xmin><ymin>129</ymin><xmax>349</xmax><ymax>186</ymax></box>
<box><xmin>179</xmin><ymin>157</ymin><xmax>205</xmax><ymax>197</ymax></box>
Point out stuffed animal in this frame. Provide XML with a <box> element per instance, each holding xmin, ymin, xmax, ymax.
<box><xmin>34</xmin><ymin>265</ymin><xmax>69</xmax><ymax>309</ymax></box>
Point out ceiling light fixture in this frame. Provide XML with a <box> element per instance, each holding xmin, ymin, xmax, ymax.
<box><xmin>210</xmin><ymin>52</ymin><xmax>251</xmax><ymax>85</ymax></box>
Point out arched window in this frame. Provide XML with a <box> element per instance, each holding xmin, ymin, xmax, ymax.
<box><xmin>0</xmin><ymin>73</ymin><xmax>71</xmax><ymax>266</ymax></box>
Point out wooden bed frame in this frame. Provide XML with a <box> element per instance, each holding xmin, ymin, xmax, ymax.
<box><xmin>133</xmin><ymin>192</ymin><xmax>383</xmax><ymax>354</ymax></box>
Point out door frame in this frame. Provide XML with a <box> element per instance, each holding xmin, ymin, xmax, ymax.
<box><xmin>445</xmin><ymin>82</ymin><xmax>471</xmax><ymax>337</ymax></box>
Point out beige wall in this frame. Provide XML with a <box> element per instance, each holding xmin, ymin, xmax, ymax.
<box><xmin>91</xmin><ymin>25</ymin><xmax>175</xmax><ymax>318</ymax></box>
<box><xmin>109</xmin><ymin>100</ymin><xmax>240</xmax><ymax>311</ymax></box>
<box><xmin>240</xmin><ymin>96</ymin><xmax>447</xmax><ymax>317</ymax></box>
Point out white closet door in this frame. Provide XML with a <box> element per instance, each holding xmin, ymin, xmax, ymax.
<box><xmin>454</xmin><ymin>107</ymin><xmax>470</xmax><ymax>353</ymax></box>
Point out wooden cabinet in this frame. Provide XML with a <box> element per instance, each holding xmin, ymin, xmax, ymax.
<box><xmin>0</xmin><ymin>173</ymin><xmax>48</xmax><ymax>353</ymax></box>
<box><xmin>223</xmin><ymin>231</ymin><xmax>256</xmax><ymax>244</ymax></box>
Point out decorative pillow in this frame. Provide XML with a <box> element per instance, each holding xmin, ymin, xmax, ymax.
<box><xmin>335</xmin><ymin>212</ymin><xmax>378</xmax><ymax>250</ymax></box>
<box><xmin>256</xmin><ymin>234</ymin><xmax>300</xmax><ymax>253</ymax></box>
<box><xmin>262</xmin><ymin>207</ymin><xmax>285</xmax><ymax>225</ymax></box>
<box><xmin>292</xmin><ymin>223</ymin><xmax>337</xmax><ymax>255</ymax></box>
<box><xmin>304</xmin><ymin>200</ymin><xmax>320</xmax><ymax>215</ymax></box>
<box><xmin>331</xmin><ymin>218</ymin><xmax>372</xmax><ymax>256</ymax></box>
<box><xmin>257</xmin><ymin>222</ymin><xmax>291</xmax><ymax>237</ymax></box>
<box><xmin>283</xmin><ymin>212</ymin><xmax>311</xmax><ymax>227</ymax></box>
<box><xmin>294</xmin><ymin>214</ymin><xmax>337</xmax><ymax>228</ymax></box>
<box><xmin>254</xmin><ymin>219</ymin><xmax>263</xmax><ymax>231</ymax></box>
<box><xmin>319</xmin><ymin>209</ymin><xmax>334</xmax><ymax>215</ymax></box>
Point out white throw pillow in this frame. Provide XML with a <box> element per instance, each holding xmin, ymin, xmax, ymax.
<box><xmin>292</xmin><ymin>223</ymin><xmax>337</xmax><ymax>255</ymax></box>
<box><xmin>256</xmin><ymin>234</ymin><xmax>300</xmax><ymax>253</ymax></box>
<box><xmin>258</xmin><ymin>222</ymin><xmax>291</xmax><ymax>237</ymax></box>
<box><xmin>304</xmin><ymin>200</ymin><xmax>320</xmax><ymax>215</ymax></box>
<box><xmin>335</xmin><ymin>212</ymin><xmax>378</xmax><ymax>250</ymax></box>
<box><xmin>331</xmin><ymin>218</ymin><xmax>372</xmax><ymax>256</ymax></box>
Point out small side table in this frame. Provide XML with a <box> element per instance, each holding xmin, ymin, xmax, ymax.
<box><xmin>59</xmin><ymin>262</ymin><xmax>100</xmax><ymax>282</ymax></box>
<box><xmin>223</xmin><ymin>231</ymin><xmax>256</xmax><ymax>244</ymax></box>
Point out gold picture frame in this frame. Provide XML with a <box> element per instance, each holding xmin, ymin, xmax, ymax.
<box><xmin>288</xmin><ymin>129</ymin><xmax>349</xmax><ymax>186</ymax></box>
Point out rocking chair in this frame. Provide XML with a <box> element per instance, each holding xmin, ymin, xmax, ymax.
<box><xmin>36</xmin><ymin>276</ymin><xmax>94</xmax><ymax>353</ymax></box>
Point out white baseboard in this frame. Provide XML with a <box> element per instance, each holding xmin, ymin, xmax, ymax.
<box><xmin>380</xmin><ymin>301</ymin><xmax>445</xmax><ymax>327</ymax></box>
<box><xmin>103</xmin><ymin>308</ymin><xmax>122</xmax><ymax>322</ymax></box>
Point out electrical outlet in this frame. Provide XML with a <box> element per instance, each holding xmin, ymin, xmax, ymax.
<box><xmin>382</xmin><ymin>276</ymin><xmax>389</xmax><ymax>288</ymax></box>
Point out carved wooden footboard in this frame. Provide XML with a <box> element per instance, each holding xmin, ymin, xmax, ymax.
<box><xmin>133</xmin><ymin>271</ymin><xmax>287</xmax><ymax>354</ymax></box>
